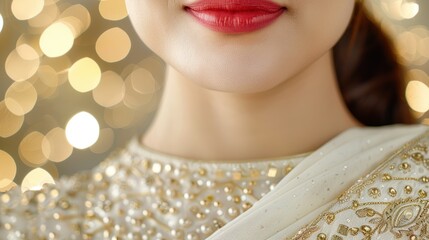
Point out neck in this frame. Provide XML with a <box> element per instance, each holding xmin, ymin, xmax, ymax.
<box><xmin>142</xmin><ymin>51</ymin><xmax>362</xmax><ymax>161</ymax></box>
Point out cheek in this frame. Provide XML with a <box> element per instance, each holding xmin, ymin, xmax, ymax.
<box><xmin>298</xmin><ymin>0</ymin><xmax>355</xmax><ymax>49</ymax></box>
<box><xmin>126</xmin><ymin>1</ymin><xmax>169</xmax><ymax>55</ymax></box>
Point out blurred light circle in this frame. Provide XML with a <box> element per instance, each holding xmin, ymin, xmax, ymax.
<box><xmin>0</xmin><ymin>101</ymin><xmax>24</xmax><ymax>138</ymax></box>
<box><xmin>124</xmin><ymin>73</ymin><xmax>154</xmax><ymax>109</ymax></box>
<box><xmin>0</xmin><ymin>14</ymin><xmax>4</xmax><ymax>33</ymax></box>
<box><xmin>130</xmin><ymin>68</ymin><xmax>157</xmax><ymax>94</ymax></box>
<box><xmin>68</xmin><ymin>57</ymin><xmax>101</xmax><ymax>92</ymax></box>
<box><xmin>406</xmin><ymin>80</ymin><xmax>429</xmax><ymax>113</ymax></box>
<box><xmin>5</xmin><ymin>81</ymin><xmax>38</xmax><ymax>116</ymax></box>
<box><xmin>0</xmin><ymin>150</ymin><xmax>17</xmax><ymax>189</ymax></box>
<box><xmin>96</xmin><ymin>27</ymin><xmax>131</xmax><ymax>63</ymax></box>
<box><xmin>21</xmin><ymin>168</ymin><xmax>55</xmax><ymax>193</ymax></box>
<box><xmin>28</xmin><ymin>3</ymin><xmax>59</xmax><ymax>28</ymax></box>
<box><xmin>40</xmin><ymin>21</ymin><xmax>74</xmax><ymax>57</ymax></box>
<box><xmin>42</xmin><ymin>127</ymin><xmax>73</xmax><ymax>162</ymax></box>
<box><xmin>0</xmin><ymin>182</ymin><xmax>17</xmax><ymax>193</ymax></box>
<box><xmin>34</xmin><ymin>65</ymin><xmax>59</xmax><ymax>99</ymax></box>
<box><xmin>400</xmin><ymin>2</ymin><xmax>419</xmax><ymax>19</ymax></box>
<box><xmin>90</xmin><ymin>128</ymin><xmax>115</xmax><ymax>154</ymax></box>
<box><xmin>92</xmin><ymin>71</ymin><xmax>125</xmax><ymax>107</ymax></box>
<box><xmin>19</xmin><ymin>131</ymin><xmax>48</xmax><ymax>167</ymax></box>
<box><xmin>11</xmin><ymin>0</ymin><xmax>44</xmax><ymax>20</ymax></box>
<box><xmin>104</xmin><ymin>104</ymin><xmax>135</xmax><ymax>128</ymax></box>
<box><xmin>60</xmin><ymin>5</ymin><xmax>91</xmax><ymax>36</ymax></box>
<box><xmin>16</xmin><ymin>35</ymin><xmax>44</xmax><ymax>58</ymax></box>
<box><xmin>5</xmin><ymin>48</ymin><xmax>40</xmax><ymax>82</ymax></box>
<box><xmin>99</xmin><ymin>0</ymin><xmax>128</xmax><ymax>21</ymax></box>
<box><xmin>66</xmin><ymin>112</ymin><xmax>100</xmax><ymax>149</ymax></box>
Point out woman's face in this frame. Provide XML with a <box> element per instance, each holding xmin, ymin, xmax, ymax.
<box><xmin>126</xmin><ymin>0</ymin><xmax>355</xmax><ymax>93</ymax></box>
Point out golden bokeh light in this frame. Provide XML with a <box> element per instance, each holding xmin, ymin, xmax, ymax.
<box><xmin>28</xmin><ymin>2</ymin><xmax>59</xmax><ymax>28</ymax></box>
<box><xmin>0</xmin><ymin>182</ymin><xmax>17</xmax><ymax>193</ymax></box>
<box><xmin>96</xmin><ymin>27</ymin><xmax>131</xmax><ymax>63</ymax></box>
<box><xmin>92</xmin><ymin>71</ymin><xmax>125</xmax><ymax>107</ymax></box>
<box><xmin>400</xmin><ymin>2</ymin><xmax>419</xmax><ymax>19</ymax></box>
<box><xmin>11</xmin><ymin>0</ymin><xmax>45</xmax><ymax>20</ymax></box>
<box><xmin>123</xmin><ymin>67</ymin><xmax>157</xmax><ymax>109</ymax></box>
<box><xmin>90</xmin><ymin>128</ymin><xmax>115</xmax><ymax>154</ymax></box>
<box><xmin>130</xmin><ymin>68</ymin><xmax>157</xmax><ymax>94</ymax></box>
<box><xmin>0</xmin><ymin>101</ymin><xmax>25</xmax><ymax>138</ymax></box>
<box><xmin>406</xmin><ymin>80</ymin><xmax>429</xmax><ymax>113</ymax></box>
<box><xmin>21</xmin><ymin>168</ymin><xmax>55</xmax><ymax>193</ymax></box>
<box><xmin>40</xmin><ymin>21</ymin><xmax>75</xmax><ymax>57</ymax></box>
<box><xmin>60</xmin><ymin>4</ymin><xmax>91</xmax><ymax>36</ymax></box>
<box><xmin>104</xmin><ymin>103</ymin><xmax>135</xmax><ymax>128</ymax></box>
<box><xmin>34</xmin><ymin>65</ymin><xmax>59</xmax><ymax>99</ymax></box>
<box><xmin>19</xmin><ymin>131</ymin><xmax>48</xmax><ymax>167</ymax></box>
<box><xmin>16</xmin><ymin>35</ymin><xmax>43</xmax><ymax>59</ymax></box>
<box><xmin>99</xmin><ymin>0</ymin><xmax>128</xmax><ymax>21</ymax></box>
<box><xmin>42</xmin><ymin>127</ymin><xmax>73</xmax><ymax>162</ymax></box>
<box><xmin>5</xmin><ymin>81</ymin><xmax>38</xmax><ymax>116</ymax></box>
<box><xmin>5</xmin><ymin>47</ymin><xmax>40</xmax><ymax>82</ymax></box>
<box><xmin>68</xmin><ymin>57</ymin><xmax>101</xmax><ymax>93</ymax></box>
<box><xmin>66</xmin><ymin>111</ymin><xmax>100</xmax><ymax>149</ymax></box>
<box><xmin>0</xmin><ymin>14</ymin><xmax>4</xmax><ymax>33</ymax></box>
<box><xmin>0</xmin><ymin>150</ymin><xmax>17</xmax><ymax>190</ymax></box>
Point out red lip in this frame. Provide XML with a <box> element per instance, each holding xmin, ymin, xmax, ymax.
<box><xmin>184</xmin><ymin>0</ymin><xmax>286</xmax><ymax>34</ymax></box>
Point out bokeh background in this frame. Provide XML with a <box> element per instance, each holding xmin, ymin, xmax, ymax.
<box><xmin>0</xmin><ymin>0</ymin><xmax>428</xmax><ymax>193</ymax></box>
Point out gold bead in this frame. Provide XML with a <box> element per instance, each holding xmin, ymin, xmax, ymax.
<box><xmin>400</xmin><ymin>162</ymin><xmax>410</xmax><ymax>170</ymax></box>
<box><xmin>243</xmin><ymin>188</ymin><xmax>252</xmax><ymax>194</ymax></box>
<box><xmin>410</xmin><ymin>235</ymin><xmax>417</xmax><ymax>240</ymax></box>
<box><xmin>213</xmin><ymin>201</ymin><xmax>221</xmax><ymax>207</ymax></box>
<box><xmin>368</xmin><ymin>188</ymin><xmax>380</xmax><ymax>198</ymax></box>
<box><xmin>388</xmin><ymin>187</ymin><xmax>397</xmax><ymax>197</ymax></box>
<box><xmin>232</xmin><ymin>171</ymin><xmax>242</xmax><ymax>180</ymax></box>
<box><xmin>382</xmin><ymin>173</ymin><xmax>392</xmax><ymax>181</ymax></box>
<box><xmin>196</xmin><ymin>212</ymin><xmax>205</xmax><ymax>219</ymax></box>
<box><xmin>405</xmin><ymin>185</ymin><xmax>413</xmax><ymax>194</ymax></box>
<box><xmin>337</xmin><ymin>224</ymin><xmax>349</xmax><ymax>236</ymax></box>
<box><xmin>267</xmin><ymin>168</ymin><xmax>278</xmax><ymax>178</ymax></box>
<box><xmin>228</xmin><ymin>207</ymin><xmax>238</xmax><ymax>217</ymax></box>
<box><xmin>233</xmin><ymin>196</ymin><xmax>241</xmax><ymax>203</ymax></box>
<box><xmin>317</xmin><ymin>233</ymin><xmax>327</xmax><ymax>240</ymax></box>
<box><xmin>367</xmin><ymin>209</ymin><xmax>375</xmax><ymax>217</ymax></box>
<box><xmin>419</xmin><ymin>189</ymin><xmax>427</xmax><ymax>198</ymax></box>
<box><xmin>352</xmin><ymin>200</ymin><xmax>359</xmax><ymax>209</ymax></box>
<box><xmin>325</xmin><ymin>213</ymin><xmax>335</xmax><ymax>224</ymax></box>
<box><xmin>1</xmin><ymin>194</ymin><xmax>10</xmax><ymax>203</ymax></box>
<box><xmin>242</xmin><ymin>202</ymin><xmax>252</xmax><ymax>209</ymax></box>
<box><xmin>412</xmin><ymin>152</ymin><xmax>424</xmax><ymax>162</ymax></box>
<box><xmin>285</xmin><ymin>165</ymin><xmax>293</xmax><ymax>174</ymax></box>
<box><xmin>349</xmin><ymin>227</ymin><xmax>359</xmax><ymax>236</ymax></box>
<box><xmin>420</xmin><ymin>177</ymin><xmax>429</xmax><ymax>183</ymax></box>
<box><xmin>361</xmin><ymin>225</ymin><xmax>372</xmax><ymax>235</ymax></box>
<box><xmin>198</xmin><ymin>168</ymin><xmax>207</xmax><ymax>176</ymax></box>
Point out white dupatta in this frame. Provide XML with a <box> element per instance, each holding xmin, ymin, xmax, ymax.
<box><xmin>207</xmin><ymin>124</ymin><xmax>429</xmax><ymax>240</ymax></box>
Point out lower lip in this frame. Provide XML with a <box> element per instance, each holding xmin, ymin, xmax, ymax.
<box><xmin>185</xmin><ymin>8</ymin><xmax>285</xmax><ymax>34</ymax></box>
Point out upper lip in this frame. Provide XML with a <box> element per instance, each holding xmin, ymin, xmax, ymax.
<box><xmin>184</xmin><ymin>0</ymin><xmax>286</xmax><ymax>12</ymax></box>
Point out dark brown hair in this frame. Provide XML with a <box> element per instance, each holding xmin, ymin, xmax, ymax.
<box><xmin>333</xmin><ymin>1</ymin><xmax>414</xmax><ymax>126</ymax></box>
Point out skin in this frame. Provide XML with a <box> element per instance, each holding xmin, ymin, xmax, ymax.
<box><xmin>126</xmin><ymin>0</ymin><xmax>362</xmax><ymax>161</ymax></box>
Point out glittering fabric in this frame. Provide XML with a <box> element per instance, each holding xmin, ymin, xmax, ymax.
<box><xmin>0</xmin><ymin>138</ymin><xmax>306</xmax><ymax>240</ymax></box>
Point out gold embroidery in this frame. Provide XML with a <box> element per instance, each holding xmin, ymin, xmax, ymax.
<box><xmin>290</xmin><ymin>130</ymin><xmax>429</xmax><ymax>240</ymax></box>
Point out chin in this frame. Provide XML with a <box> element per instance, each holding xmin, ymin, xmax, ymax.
<box><xmin>191</xmin><ymin>69</ymin><xmax>283</xmax><ymax>94</ymax></box>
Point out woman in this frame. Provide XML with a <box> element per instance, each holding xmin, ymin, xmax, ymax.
<box><xmin>1</xmin><ymin>0</ymin><xmax>428</xmax><ymax>239</ymax></box>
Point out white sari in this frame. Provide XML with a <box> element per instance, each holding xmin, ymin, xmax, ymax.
<box><xmin>1</xmin><ymin>124</ymin><xmax>428</xmax><ymax>240</ymax></box>
<box><xmin>208</xmin><ymin>124</ymin><xmax>429</xmax><ymax>239</ymax></box>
